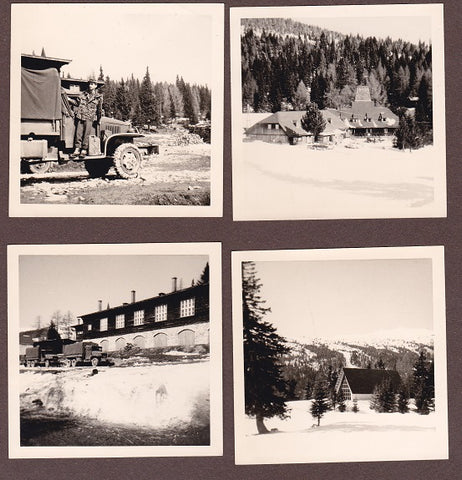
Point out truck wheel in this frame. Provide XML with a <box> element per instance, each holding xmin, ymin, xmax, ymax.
<box><xmin>91</xmin><ymin>357</ymin><xmax>99</xmax><ymax>367</ymax></box>
<box><xmin>44</xmin><ymin>359</ymin><xmax>50</xmax><ymax>368</ymax></box>
<box><xmin>84</xmin><ymin>160</ymin><xmax>111</xmax><ymax>178</ymax></box>
<box><xmin>23</xmin><ymin>162</ymin><xmax>52</xmax><ymax>174</ymax></box>
<box><xmin>113</xmin><ymin>143</ymin><xmax>141</xmax><ymax>179</ymax></box>
<box><xmin>64</xmin><ymin>358</ymin><xmax>71</xmax><ymax>368</ymax></box>
<box><xmin>70</xmin><ymin>359</ymin><xmax>77</xmax><ymax>368</ymax></box>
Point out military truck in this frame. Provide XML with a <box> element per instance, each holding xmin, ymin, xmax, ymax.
<box><xmin>20</xmin><ymin>54</ymin><xmax>158</xmax><ymax>178</ymax></box>
<box><xmin>23</xmin><ymin>338</ymin><xmax>73</xmax><ymax>367</ymax></box>
<box><xmin>62</xmin><ymin>341</ymin><xmax>108</xmax><ymax>367</ymax></box>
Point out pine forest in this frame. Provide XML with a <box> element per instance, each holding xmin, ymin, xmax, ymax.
<box><xmin>241</xmin><ymin>17</ymin><xmax>433</xmax><ymax>127</ymax></box>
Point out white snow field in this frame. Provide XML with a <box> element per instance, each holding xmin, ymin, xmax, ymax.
<box><xmin>235</xmin><ymin>400</ymin><xmax>448</xmax><ymax>464</ymax></box>
<box><xmin>20</xmin><ymin>361</ymin><xmax>210</xmax><ymax>428</ymax></box>
<box><xmin>233</xmin><ymin>139</ymin><xmax>446</xmax><ymax>220</ymax></box>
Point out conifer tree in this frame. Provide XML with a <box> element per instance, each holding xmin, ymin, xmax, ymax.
<box><xmin>413</xmin><ymin>351</ymin><xmax>433</xmax><ymax>415</ymax></box>
<box><xmin>197</xmin><ymin>263</ymin><xmax>209</xmax><ymax>285</ymax></box>
<box><xmin>300</xmin><ymin>102</ymin><xmax>326</xmax><ymax>141</ymax></box>
<box><xmin>139</xmin><ymin>67</ymin><xmax>157</xmax><ymax>125</ymax></box>
<box><xmin>397</xmin><ymin>389</ymin><xmax>410</xmax><ymax>414</ymax></box>
<box><xmin>243</xmin><ymin>261</ymin><xmax>289</xmax><ymax>434</ymax></box>
<box><xmin>337</xmin><ymin>389</ymin><xmax>346</xmax><ymax>412</ymax></box>
<box><xmin>310</xmin><ymin>379</ymin><xmax>330</xmax><ymax>426</ymax></box>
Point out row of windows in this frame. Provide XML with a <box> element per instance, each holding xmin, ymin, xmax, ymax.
<box><xmin>91</xmin><ymin>298</ymin><xmax>196</xmax><ymax>332</ymax></box>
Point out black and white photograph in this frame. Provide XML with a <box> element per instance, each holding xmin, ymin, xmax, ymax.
<box><xmin>10</xmin><ymin>3</ymin><xmax>223</xmax><ymax>216</ymax></box>
<box><xmin>231</xmin><ymin>4</ymin><xmax>446</xmax><ymax>220</ymax></box>
<box><xmin>232</xmin><ymin>246</ymin><xmax>448</xmax><ymax>464</ymax></box>
<box><xmin>8</xmin><ymin>243</ymin><xmax>222</xmax><ymax>458</ymax></box>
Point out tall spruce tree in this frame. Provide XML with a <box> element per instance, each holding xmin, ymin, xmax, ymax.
<box><xmin>397</xmin><ymin>388</ymin><xmax>410</xmax><ymax>413</ymax></box>
<box><xmin>242</xmin><ymin>261</ymin><xmax>289</xmax><ymax>434</ymax></box>
<box><xmin>310</xmin><ymin>378</ymin><xmax>330</xmax><ymax>426</ymax></box>
<box><xmin>413</xmin><ymin>351</ymin><xmax>434</xmax><ymax>415</ymax></box>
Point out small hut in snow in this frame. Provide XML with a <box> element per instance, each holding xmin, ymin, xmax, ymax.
<box><xmin>335</xmin><ymin>367</ymin><xmax>402</xmax><ymax>401</ymax></box>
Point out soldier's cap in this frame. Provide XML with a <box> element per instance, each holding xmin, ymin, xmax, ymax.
<box><xmin>87</xmin><ymin>77</ymin><xmax>104</xmax><ymax>85</ymax></box>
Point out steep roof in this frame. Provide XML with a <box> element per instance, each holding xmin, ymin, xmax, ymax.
<box><xmin>341</xmin><ymin>368</ymin><xmax>402</xmax><ymax>394</ymax></box>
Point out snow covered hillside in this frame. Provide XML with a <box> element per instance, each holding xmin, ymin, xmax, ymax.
<box><xmin>20</xmin><ymin>362</ymin><xmax>210</xmax><ymax>429</ymax></box>
<box><xmin>233</xmin><ymin>139</ymin><xmax>445</xmax><ymax>220</ymax></box>
<box><xmin>236</xmin><ymin>399</ymin><xmax>447</xmax><ymax>464</ymax></box>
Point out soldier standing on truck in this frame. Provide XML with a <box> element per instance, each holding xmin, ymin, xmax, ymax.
<box><xmin>70</xmin><ymin>78</ymin><xmax>103</xmax><ymax>159</ymax></box>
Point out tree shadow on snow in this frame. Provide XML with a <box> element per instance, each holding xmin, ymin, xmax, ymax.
<box><xmin>249</xmin><ymin>163</ymin><xmax>434</xmax><ymax>208</ymax></box>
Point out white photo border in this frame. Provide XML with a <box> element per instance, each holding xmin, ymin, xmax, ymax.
<box><xmin>231</xmin><ymin>4</ymin><xmax>446</xmax><ymax>220</ymax></box>
<box><xmin>10</xmin><ymin>3</ymin><xmax>224</xmax><ymax>217</ymax></box>
<box><xmin>232</xmin><ymin>246</ymin><xmax>448</xmax><ymax>464</ymax></box>
<box><xmin>8</xmin><ymin>242</ymin><xmax>223</xmax><ymax>458</ymax></box>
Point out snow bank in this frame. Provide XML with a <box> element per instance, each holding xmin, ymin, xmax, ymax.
<box><xmin>234</xmin><ymin>139</ymin><xmax>445</xmax><ymax>219</ymax></box>
<box><xmin>20</xmin><ymin>362</ymin><xmax>210</xmax><ymax>429</ymax></box>
<box><xmin>236</xmin><ymin>400</ymin><xmax>447</xmax><ymax>464</ymax></box>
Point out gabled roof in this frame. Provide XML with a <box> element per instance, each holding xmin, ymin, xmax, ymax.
<box><xmin>247</xmin><ymin>109</ymin><xmax>348</xmax><ymax>138</ymax></box>
<box><xmin>340</xmin><ymin>368</ymin><xmax>402</xmax><ymax>394</ymax></box>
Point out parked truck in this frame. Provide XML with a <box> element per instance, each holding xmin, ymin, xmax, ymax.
<box><xmin>62</xmin><ymin>341</ymin><xmax>108</xmax><ymax>367</ymax></box>
<box><xmin>20</xmin><ymin>54</ymin><xmax>158</xmax><ymax>178</ymax></box>
<box><xmin>23</xmin><ymin>338</ymin><xmax>70</xmax><ymax>367</ymax></box>
<box><xmin>22</xmin><ymin>339</ymin><xmax>109</xmax><ymax>368</ymax></box>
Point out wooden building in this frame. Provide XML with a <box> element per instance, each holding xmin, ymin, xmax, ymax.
<box><xmin>338</xmin><ymin>86</ymin><xmax>399</xmax><ymax>136</ymax></box>
<box><xmin>244</xmin><ymin>110</ymin><xmax>347</xmax><ymax>145</ymax></box>
<box><xmin>74</xmin><ymin>280</ymin><xmax>209</xmax><ymax>352</ymax></box>
<box><xmin>335</xmin><ymin>367</ymin><xmax>402</xmax><ymax>401</ymax></box>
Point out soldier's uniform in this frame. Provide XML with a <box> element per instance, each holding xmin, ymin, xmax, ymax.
<box><xmin>72</xmin><ymin>82</ymin><xmax>103</xmax><ymax>157</ymax></box>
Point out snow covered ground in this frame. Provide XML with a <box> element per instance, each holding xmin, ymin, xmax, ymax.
<box><xmin>235</xmin><ymin>400</ymin><xmax>448</xmax><ymax>464</ymax></box>
<box><xmin>20</xmin><ymin>361</ymin><xmax>210</xmax><ymax>429</ymax></box>
<box><xmin>233</xmin><ymin>139</ymin><xmax>446</xmax><ymax>219</ymax></box>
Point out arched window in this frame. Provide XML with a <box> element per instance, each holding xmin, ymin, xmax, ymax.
<box><xmin>133</xmin><ymin>335</ymin><xmax>146</xmax><ymax>348</ymax></box>
<box><xmin>153</xmin><ymin>332</ymin><xmax>168</xmax><ymax>348</ymax></box>
<box><xmin>100</xmin><ymin>339</ymin><xmax>109</xmax><ymax>353</ymax></box>
<box><xmin>115</xmin><ymin>337</ymin><xmax>126</xmax><ymax>351</ymax></box>
<box><xmin>178</xmin><ymin>329</ymin><xmax>195</xmax><ymax>347</ymax></box>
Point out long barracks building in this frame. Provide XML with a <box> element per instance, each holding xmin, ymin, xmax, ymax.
<box><xmin>74</xmin><ymin>279</ymin><xmax>209</xmax><ymax>352</ymax></box>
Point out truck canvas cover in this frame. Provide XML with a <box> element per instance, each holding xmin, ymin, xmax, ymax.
<box><xmin>21</xmin><ymin>67</ymin><xmax>61</xmax><ymax>120</ymax></box>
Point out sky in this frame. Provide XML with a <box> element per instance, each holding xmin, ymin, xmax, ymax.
<box><xmin>14</xmin><ymin>4</ymin><xmax>213</xmax><ymax>85</ymax></box>
<box><xmin>19</xmin><ymin>255</ymin><xmax>208</xmax><ymax>331</ymax></box>
<box><xmin>252</xmin><ymin>258</ymin><xmax>433</xmax><ymax>341</ymax></box>
<box><xmin>299</xmin><ymin>16</ymin><xmax>432</xmax><ymax>45</ymax></box>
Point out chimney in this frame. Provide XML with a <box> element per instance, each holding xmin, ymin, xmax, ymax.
<box><xmin>98</xmin><ymin>300</ymin><xmax>102</xmax><ymax>311</ymax></box>
<box><xmin>172</xmin><ymin>277</ymin><xmax>177</xmax><ymax>292</ymax></box>
<box><xmin>131</xmin><ymin>290</ymin><xmax>136</xmax><ymax>303</ymax></box>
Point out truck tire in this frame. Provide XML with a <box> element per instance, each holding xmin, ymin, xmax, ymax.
<box><xmin>113</xmin><ymin>143</ymin><xmax>141</xmax><ymax>179</ymax></box>
<box><xmin>91</xmin><ymin>357</ymin><xmax>99</xmax><ymax>367</ymax></box>
<box><xmin>44</xmin><ymin>359</ymin><xmax>50</xmax><ymax>368</ymax></box>
<box><xmin>84</xmin><ymin>159</ymin><xmax>111</xmax><ymax>178</ymax></box>
<box><xmin>23</xmin><ymin>161</ymin><xmax>52</xmax><ymax>174</ymax></box>
<box><xmin>70</xmin><ymin>359</ymin><xmax>77</xmax><ymax>368</ymax></box>
<box><xmin>64</xmin><ymin>358</ymin><xmax>71</xmax><ymax>368</ymax></box>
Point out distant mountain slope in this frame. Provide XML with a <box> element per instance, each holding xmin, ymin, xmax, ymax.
<box><xmin>282</xmin><ymin>332</ymin><xmax>433</xmax><ymax>400</ymax></box>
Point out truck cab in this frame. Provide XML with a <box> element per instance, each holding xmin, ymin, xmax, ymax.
<box><xmin>20</xmin><ymin>54</ymin><xmax>158</xmax><ymax>178</ymax></box>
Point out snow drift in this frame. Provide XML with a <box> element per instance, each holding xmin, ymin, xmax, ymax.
<box><xmin>20</xmin><ymin>362</ymin><xmax>210</xmax><ymax>429</ymax></box>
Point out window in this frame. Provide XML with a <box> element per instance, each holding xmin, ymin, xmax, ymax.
<box><xmin>116</xmin><ymin>314</ymin><xmax>125</xmax><ymax>329</ymax></box>
<box><xmin>267</xmin><ymin>124</ymin><xmax>271</xmax><ymax>130</ymax></box>
<box><xmin>155</xmin><ymin>304</ymin><xmax>167</xmax><ymax>322</ymax></box>
<box><xmin>100</xmin><ymin>318</ymin><xmax>108</xmax><ymax>331</ymax></box>
<box><xmin>180</xmin><ymin>298</ymin><xmax>195</xmax><ymax>317</ymax></box>
<box><xmin>178</xmin><ymin>329</ymin><xmax>195</xmax><ymax>347</ymax></box>
<box><xmin>88</xmin><ymin>324</ymin><xmax>92</xmax><ymax>331</ymax></box>
<box><xmin>134</xmin><ymin>309</ymin><xmax>144</xmax><ymax>326</ymax></box>
<box><xmin>341</xmin><ymin>379</ymin><xmax>352</xmax><ymax>400</ymax></box>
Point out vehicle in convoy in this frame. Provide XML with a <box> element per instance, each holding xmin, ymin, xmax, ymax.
<box><xmin>23</xmin><ymin>339</ymin><xmax>109</xmax><ymax>368</ymax></box>
<box><xmin>20</xmin><ymin>54</ymin><xmax>158</xmax><ymax>178</ymax></box>
<box><xmin>62</xmin><ymin>341</ymin><xmax>108</xmax><ymax>367</ymax></box>
<box><xmin>24</xmin><ymin>338</ymin><xmax>74</xmax><ymax>368</ymax></box>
